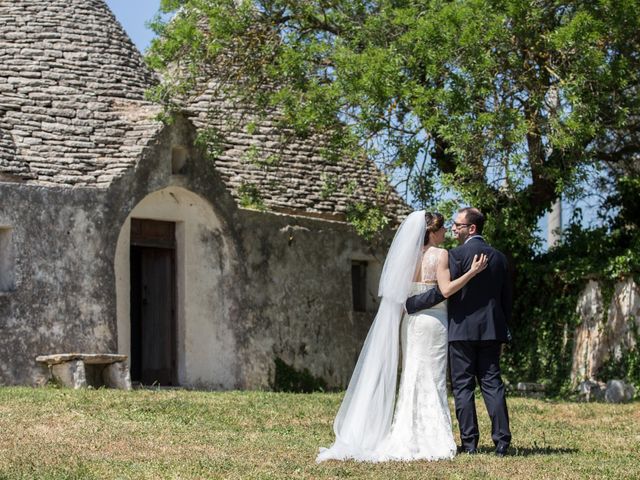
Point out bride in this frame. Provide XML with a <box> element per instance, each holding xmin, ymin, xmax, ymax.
<box><xmin>317</xmin><ymin>211</ymin><xmax>487</xmax><ymax>462</ymax></box>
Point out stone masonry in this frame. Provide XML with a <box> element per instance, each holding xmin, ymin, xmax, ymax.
<box><xmin>0</xmin><ymin>0</ymin><xmax>408</xmax><ymax>389</ymax></box>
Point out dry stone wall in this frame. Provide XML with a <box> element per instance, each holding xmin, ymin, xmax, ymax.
<box><xmin>571</xmin><ymin>278</ymin><xmax>640</xmax><ymax>385</ymax></box>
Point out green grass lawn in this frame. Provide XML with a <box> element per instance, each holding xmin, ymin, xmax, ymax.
<box><xmin>0</xmin><ymin>387</ymin><xmax>638</xmax><ymax>479</ymax></box>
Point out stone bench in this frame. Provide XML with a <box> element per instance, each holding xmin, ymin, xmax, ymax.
<box><xmin>36</xmin><ymin>353</ymin><xmax>131</xmax><ymax>390</ymax></box>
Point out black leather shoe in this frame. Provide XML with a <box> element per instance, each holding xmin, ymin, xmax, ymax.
<box><xmin>495</xmin><ymin>445</ymin><xmax>509</xmax><ymax>457</ymax></box>
<box><xmin>458</xmin><ymin>446</ymin><xmax>478</xmax><ymax>454</ymax></box>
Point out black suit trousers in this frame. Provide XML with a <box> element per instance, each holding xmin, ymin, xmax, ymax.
<box><xmin>449</xmin><ymin>341</ymin><xmax>511</xmax><ymax>450</ymax></box>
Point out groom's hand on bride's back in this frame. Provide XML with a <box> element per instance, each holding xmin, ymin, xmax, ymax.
<box><xmin>405</xmin><ymin>287</ymin><xmax>446</xmax><ymax>314</ymax></box>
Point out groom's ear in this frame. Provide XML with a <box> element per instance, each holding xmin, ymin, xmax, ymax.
<box><xmin>469</xmin><ymin>224</ymin><xmax>477</xmax><ymax>235</ymax></box>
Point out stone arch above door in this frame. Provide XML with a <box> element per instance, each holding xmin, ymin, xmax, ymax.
<box><xmin>114</xmin><ymin>186</ymin><xmax>238</xmax><ymax>388</ymax></box>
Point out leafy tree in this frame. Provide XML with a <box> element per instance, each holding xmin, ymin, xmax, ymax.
<box><xmin>147</xmin><ymin>0</ymin><xmax>640</xmax><ymax>392</ymax></box>
<box><xmin>147</xmin><ymin>0</ymin><xmax>640</xmax><ymax>255</ymax></box>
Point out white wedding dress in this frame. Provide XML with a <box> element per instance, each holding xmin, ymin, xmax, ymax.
<box><xmin>373</xmin><ymin>248</ymin><xmax>456</xmax><ymax>461</ymax></box>
<box><xmin>317</xmin><ymin>222</ymin><xmax>457</xmax><ymax>462</ymax></box>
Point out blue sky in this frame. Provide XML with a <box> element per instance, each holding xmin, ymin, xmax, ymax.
<box><xmin>105</xmin><ymin>0</ymin><xmax>160</xmax><ymax>52</ymax></box>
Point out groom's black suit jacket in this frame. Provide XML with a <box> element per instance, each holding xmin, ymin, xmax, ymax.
<box><xmin>448</xmin><ymin>237</ymin><xmax>511</xmax><ymax>342</ymax></box>
<box><xmin>405</xmin><ymin>236</ymin><xmax>512</xmax><ymax>342</ymax></box>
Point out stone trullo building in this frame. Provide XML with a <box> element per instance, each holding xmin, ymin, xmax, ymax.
<box><xmin>0</xmin><ymin>0</ymin><xmax>407</xmax><ymax>389</ymax></box>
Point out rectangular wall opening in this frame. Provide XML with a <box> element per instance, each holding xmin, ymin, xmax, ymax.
<box><xmin>0</xmin><ymin>227</ymin><xmax>15</xmax><ymax>292</ymax></box>
<box><xmin>351</xmin><ymin>260</ymin><xmax>368</xmax><ymax>312</ymax></box>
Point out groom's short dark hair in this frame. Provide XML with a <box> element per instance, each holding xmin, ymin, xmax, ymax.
<box><xmin>459</xmin><ymin>207</ymin><xmax>485</xmax><ymax>234</ymax></box>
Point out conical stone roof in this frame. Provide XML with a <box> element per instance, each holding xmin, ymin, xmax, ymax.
<box><xmin>0</xmin><ymin>0</ymin><xmax>162</xmax><ymax>186</ymax></box>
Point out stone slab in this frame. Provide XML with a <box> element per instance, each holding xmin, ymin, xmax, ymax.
<box><xmin>36</xmin><ymin>353</ymin><xmax>127</xmax><ymax>365</ymax></box>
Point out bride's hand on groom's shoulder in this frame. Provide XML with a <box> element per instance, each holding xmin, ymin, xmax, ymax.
<box><xmin>470</xmin><ymin>254</ymin><xmax>488</xmax><ymax>276</ymax></box>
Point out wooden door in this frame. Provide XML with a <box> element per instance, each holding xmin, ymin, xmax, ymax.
<box><xmin>130</xmin><ymin>219</ymin><xmax>177</xmax><ymax>386</ymax></box>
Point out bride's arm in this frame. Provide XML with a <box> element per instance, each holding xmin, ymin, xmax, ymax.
<box><xmin>436</xmin><ymin>250</ymin><xmax>488</xmax><ymax>298</ymax></box>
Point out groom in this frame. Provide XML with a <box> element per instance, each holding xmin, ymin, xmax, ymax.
<box><xmin>406</xmin><ymin>207</ymin><xmax>512</xmax><ymax>456</ymax></box>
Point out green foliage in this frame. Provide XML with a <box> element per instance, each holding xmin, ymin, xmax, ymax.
<box><xmin>606</xmin><ymin>174</ymin><xmax>640</xmax><ymax>233</ymax></box>
<box><xmin>262</xmin><ymin>153</ymin><xmax>281</xmax><ymax>167</ymax></box>
<box><xmin>245</xmin><ymin>145</ymin><xmax>281</xmax><ymax>169</ymax></box>
<box><xmin>319</xmin><ymin>173</ymin><xmax>338</xmax><ymax>200</ymax></box>
<box><xmin>238</xmin><ymin>182</ymin><xmax>266</xmax><ymax>211</ymax></box>
<box><xmin>245</xmin><ymin>121</ymin><xmax>258</xmax><ymax>135</ymax></box>
<box><xmin>147</xmin><ymin>0</ymin><xmax>640</xmax><ymax>255</ymax></box>
<box><xmin>243</xmin><ymin>145</ymin><xmax>260</xmax><ymax>164</ymax></box>
<box><xmin>194</xmin><ymin>127</ymin><xmax>224</xmax><ymax>160</ymax></box>
<box><xmin>599</xmin><ymin>320</ymin><xmax>640</xmax><ymax>392</ymax></box>
<box><xmin>503</xmin><ymin>254</ymin><xmax>583</xmax><ymax>395</ymax></box>
<box><xmin>503</xmin><ymin>199</ymin><xmax>640</xmax><ymax>394</ymax></box>
<box><xmin>272</xmin><ymin>357</ymin><xmax>328</xmax><ymax>393</ymax></box>
<box><xmin>345</xmin><ymin>201</ymin><xmax>390</xmax><ymax>241</ymax></box>
<box><xmin>145</xmin><ymin>0</ymin><xmax>640</xmax><ymax>394</ymax></box>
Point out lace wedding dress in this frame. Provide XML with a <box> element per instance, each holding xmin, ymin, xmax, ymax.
<box><xmin>317</xmin><ymin>229</ymin><xmax>457</xmax><ymax>462</ymax></box>
<box><xmin>373</xmin><ymin>248</ymin><xmax>457</xmax><ymax>461</ymax></box>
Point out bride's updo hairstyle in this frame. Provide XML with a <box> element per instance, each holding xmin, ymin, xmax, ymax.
<box><xmin>424</xmin><ymin>212</ymin><xmax>444</xmax><ymax>245</ymax></box>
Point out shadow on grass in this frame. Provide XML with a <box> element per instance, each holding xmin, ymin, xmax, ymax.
<box><xmin>474</xmin><ymin>446</ymin><xmax>579</xmax><ymax>456</ymax></box>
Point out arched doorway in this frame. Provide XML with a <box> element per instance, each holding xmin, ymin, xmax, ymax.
<box><xmin>114</xmin><ymin>186</ymin><xmax>238</xmax><ymax>388</ymax></box>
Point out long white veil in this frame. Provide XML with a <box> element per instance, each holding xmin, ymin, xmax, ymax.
<box><xmin>317</xmin><ymin>211</ymin><xmax>426</xmax><ymax>462</ymax></box>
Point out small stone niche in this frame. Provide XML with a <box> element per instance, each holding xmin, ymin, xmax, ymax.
<box><xmin>0</xmin><ymin>226</ymin><xmax>15</xmax><ymax>292</ymax></box>
<box><xmin>171</xmin><ymin>145</ymin><xmax>188</xmax><ymax>174</ymax></box>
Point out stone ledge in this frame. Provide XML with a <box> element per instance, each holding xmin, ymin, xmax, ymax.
<box><xmin>36</xmin><ymin>353</ymin><xmax>127</xmax><ymax>365</ymax></box>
